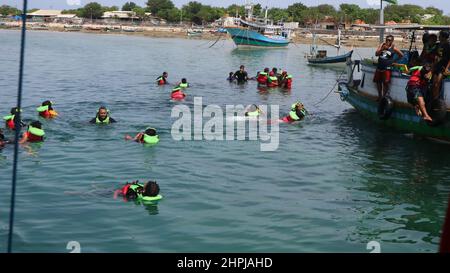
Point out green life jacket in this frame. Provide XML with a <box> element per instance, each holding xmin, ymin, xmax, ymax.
<box><xmin>179</xmin><ymin>83</ymin><xmax>189</xmax><ymax>88</ymax></box>
<box><xmin>289</xmin><ymin>110</ymin><xmax>300</xmax><ymax>121</ymax></box>
<box><xmin>129</xmin><ymin>183</ymin><xmax>163</xmax><ymax>202</ymax></box>
<box><xmin>36</xmin><ymin>105</ymin><xmax>49</xmax><ymax>113</ymax></box>
<box><xmin>259</xmin><ymin>71</ymin><xmax>268</xmax><ymax>76</ymax></box>
<box><xmin>286</xmin><ymin>74</ymin><xmax>293</xmax><ymax>79</ymax></box>
<box><xmin>3</xmin><ymin>114</ymin><xmax>14</xmax><ymax>121</ymax></box>
<box><xmin>143</xmin><ymin>134</ymin><xmax>159</xmax><ymax>144</ymax></box>
<box><xmin>409</xmin><ymin>66</ymin><xmax>423</xmax><ymax>72</ymax></box>
<box><xmin>28</xmin><ymin>126</ymin><xmax>45</xmax><ymax>137</ymax></box>
<box><xmin>96</xmin><ymin>116</ymin><xmax>110</xmax><ymax>124</ymax></box>
<box><xmin>269</xmin><ymin>76</ymin><xmax>278</xmax><ymax>82</ymax></box>
<box><xmin>246</xmin><ymin>110</ymin><xmax>260</xmax><ymax>117</ymax></box>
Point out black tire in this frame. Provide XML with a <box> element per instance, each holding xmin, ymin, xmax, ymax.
<box><xmin>378</xmin><ymin>96</ymin><xmax>394</xmax><ymax>120</ymax></box>
<box><xmin>427</xmin><ymin>98</ymin><xmax>447</xmax><ymax>127</ymax></box>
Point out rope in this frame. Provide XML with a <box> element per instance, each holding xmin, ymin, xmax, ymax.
<box><xmin>8</xmin><ymin>0</ymin><xmax>28</xmax><ymax>253</ymax></box>
<box><xmin>208</xmin><ymin>32</ymin><xmax>224</xmax><ymax>48</ymax></box>
<box><xmin>313</xmin><ymin>68</ymin><xmax>347</xmax><ymax>107</ymax></box>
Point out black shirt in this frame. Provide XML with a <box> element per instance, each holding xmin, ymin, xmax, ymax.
<box><xmin>435</xmin><ymin>41</ymin><xmax>450</xmax><ymax>72</ymax></box>
<box><xmin>377</xmin><ymin>47</ymin><xmax>395</xmax><ymax>70</ymax></box>
<box><xmin>234</xmin><ymin>70</ymin><xmax>248</xmax><ymax>83</ymax></box>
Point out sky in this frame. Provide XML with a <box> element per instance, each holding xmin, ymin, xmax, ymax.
<box><xmin>3</xmin><ymin>0</ymin><xmax>450</xmax><ymax>14</ymax></box>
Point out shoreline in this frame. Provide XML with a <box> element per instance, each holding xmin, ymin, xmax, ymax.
<box><xmin>0</xmin><ymin>23</ymin><xmax>411</xmax><ymax>48</ymax></box>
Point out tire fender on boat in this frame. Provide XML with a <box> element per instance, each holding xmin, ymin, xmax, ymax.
<box><xmin>377</xmin><ymin>96</ymin><xmax>394</xmax><ymax>120</ymax></box>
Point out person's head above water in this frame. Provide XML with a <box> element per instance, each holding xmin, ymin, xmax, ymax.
<box><xmin>264</xmin><ymin>67</ymin><xmax>270</xmax><ymax>73</ymax></box>
<box><xmin>143</xmin><ymin>181</ymin><xmax>160</xmax><ymax>197</ymax></box>
<box><xmin>97</xmin><ymin>106</ymin><xmax>109</xmax><ymax>119</ymax></box>
<box><xmin>145</xmin><ymin>127</ymin><xmax>157</xmax><ymax>136</ymax></box>
<box><xmin>240</xmin><ymin>65</ymin><xmax>245</xmax><ymax>71</ymax></box>
<box><xmin>10</xmin><ymin>107</ymin><xmax>21</xmax><ymax>115</ymax></box>
<box><xmin>29</xmin><ymin>120</ymin><xmax>42</xmax><ymax>129</ymax></box>
<box><xmin>41</xmin><ymin>100</ymin><xmax>53</xmax><ymax>110</ymax></box>
<box><xmin>272</xmin><ymin>67</ymin><xmax>278</xmax><ymax>73</ymax></box>
<box><xmin>163</xmin><ymin>72</ymin><xmax>168</xmax><ymax>77</ymax></box>
<box><xmin>181</xmin><ymin>78</ymin><xmax>187</xmax><ymax>84</ymax></box>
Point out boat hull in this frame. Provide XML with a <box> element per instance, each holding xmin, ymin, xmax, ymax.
<box><xmin>225</xmin><ymin>27</ymin><xmax>289</xmax><ymax>47</ymax></box>
<box><xmin>308</xmin><ymin>50</ymin><xmax>353</xmax><ymax>64</ymax></box>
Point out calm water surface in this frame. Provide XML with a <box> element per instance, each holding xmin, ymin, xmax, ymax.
<box><xmin>0</xmin><ymin>30</ymin><xmax>449</xmax><ymax>252</ymax></box>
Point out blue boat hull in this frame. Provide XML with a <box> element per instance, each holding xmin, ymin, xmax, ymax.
<box><xmin>308</xmin><ymin>50</ymin><xmax>353</xmax><ymax>64</ymax></box>
<box><xmin>225</xmin><ymin>28</ymin><xmax>289</xmax><ymax>47</ymax></box>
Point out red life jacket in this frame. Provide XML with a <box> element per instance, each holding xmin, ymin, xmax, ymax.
<box><xmin>284</xmin><ymin>79</ymin><xmax>292</xmax><ymax>89</ymax></box>
<box><xmin>121</xmin><ymin>184</ymin><xmax>131</xmax><ymax>196</ymax></box>
<box><xmin>267</xmin><ymin>81</ymin><xmax>278</xmax><ymax>88</ymax></box>
<box><xmin>39</xmin><ymin>110</ymin><xmax>51</xmax><ymax>119</ymax></box>
<box><xmin>257</xmin><ymin>74</ymin><xmax>268</xmax><ymax>84</ymax></box>
<box><xmin>408</xmin><ymin>69</ymin><xmax>427</xmax><ymax>87</ymax></box>
<box><xmin>6</xmin><ymin>119</ymin><xmax>15</xmax><ymax>130</ymax></box>
<box><xmin>24</xmin><ymin>131</ymin><xmax>43</xmax><ymax>142</ymax></box>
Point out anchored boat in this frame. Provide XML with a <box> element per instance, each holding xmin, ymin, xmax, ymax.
<box><xmin>224</xmin><ymin>1</ymin><xmax>295</xmax><ymax>48</ymax></box>
<box><xmin>307</xmin><ymin>28</ymin><xmax>353</xmax><ymax>65</ymax></box>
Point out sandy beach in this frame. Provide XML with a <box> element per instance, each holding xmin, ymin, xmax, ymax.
<box><xmin>0</xmin><ymin>21</ymin><xmax>412</xmax><ymax>48</ymax></box>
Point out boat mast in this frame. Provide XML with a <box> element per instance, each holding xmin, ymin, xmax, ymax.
<box><xmin>245</xmin><ymin>0</ymin><xmax>254</xmax><ymax>20</ymax></box>
<box><xmin>379</xmin><ymin>0</ymin><xmax>384</xmax><ymax>43</ymax></box>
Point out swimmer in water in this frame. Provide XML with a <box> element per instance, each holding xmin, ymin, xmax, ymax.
<box><xmin>19</xmin><ymin>120</ymin><xmax>45</xmax><ymax>144</ymax></box>
<box><xmin>114</xmin><ymin>180</ymin><xmax>161</xmax><ymax>202</ymax></box>
<box><xmin>37</xmin><ymin>100</ymin><xmax>59</xmax><ymax>119</ymax></box>
<box><xmin>125</xmin><ymin>127</ymin><xmax>160</xmax><ymax>144</ymax></box>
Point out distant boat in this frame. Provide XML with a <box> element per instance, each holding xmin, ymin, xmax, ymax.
<box><xmin>187</xmin><ymin>29</ymin><xmax>203</xmax><ymax>37</ymax></box>
<box><xmin>307</xmin><ymin>28</ymin><xmax>353</xmax><ymax>65</ymax></box>
<box><xmin>64</xmin><ymin>24</ymin><xmax>82</xmax><ymax>32</ymax></box>
<box><xmin>224</xmin><ymin>2</ymin><xmax>294</xmax><ymax>48</ymax></box>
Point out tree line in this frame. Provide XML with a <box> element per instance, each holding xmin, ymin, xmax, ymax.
<box><xmin>2</xmin><ymin>1</ymin><xmax>450</xmax><ymax>25</ymax></box>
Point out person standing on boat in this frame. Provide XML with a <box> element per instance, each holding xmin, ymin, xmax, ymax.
<box><xmin>233</xmin><ymin>65</ymin><xmax>248</xmax><ymax>84</ymax></box>
<box><xmin>373</xmin><ymin>35</ymin><xmax>404</xmax><ymax>101</ymax></box>
<box><xmin>420</xmin><ymin>33</ymin><xmax>438</xmax><ymax>65</ymax></box>
<box><xmin>431</xmin><ymin>31</ymin><xmax>450</xmax><ymax>100</ymax></box>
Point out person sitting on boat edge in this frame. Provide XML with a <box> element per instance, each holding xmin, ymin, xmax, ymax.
<box><xmin>19</xmin><ymin>120</ymin><xmax>45</xmax><ymax>144</ymax></box>
<box><xmin>431</xmin><ymin>30</ymin><xmax>450</xmax><ymax>101</ymax></box>
<box><xmin>282</xmin><ymin>102</ymin><xmax>307</xmax><ymax>123</ymax></box>
<box><xmin>125</xmin><ymin>127</ymin><xmax>160</xmax><ymax>144</ymax></box>
<box><xmin>280</xmin><ymin>71</ymin><xmax>293</xmax><ymax>89</ymax></box>
<box><xmin>114</xmin><ymin>180</ymin><xmax>162</xmax><ymax>202</ymax></box>
<box><xmin>233</xmin><ymin>65</ymin><xmax>248</xmax><ymax>84</ymax></box>
<box><xmin>37</xmin><ymin>100</ymin><xmax>58</xmax><ymax>119</ymax></box>
<box><xmin>373</xmin><ymin>35</ymin><xmax>404</xmax><ymax>101</ymax></box>
<box><xmin>267</xmin><ymin>71</ymin><xmax>279</xmax><ymax>88</ymax></box>
<box><xmin>257</xmin><ymin>68</ymin><xmax>270</xmax><ymax>85</ymax></box>
<box><xmin>3</xmin><ymin>107</ymin><xmax>25</xmax><ymax>130</ymax></box>
<box><xmin>90</xmin><ymin>106</ymin><xmax>116</xmax><ymax>124</ymax></box>
<box><xmin>245</xmin><ymin>104</ymin><xmax>263</xmax><ymax>117</ymax></box>
<box><xmin>406</xmin><ymin>64</ymin><xmax>433</xmax><ymax>122</ymax></box>
<box><xmin>156</xmin><ymin>72</ymin><xmax>168</xmax><ymax>85</ymax></box>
